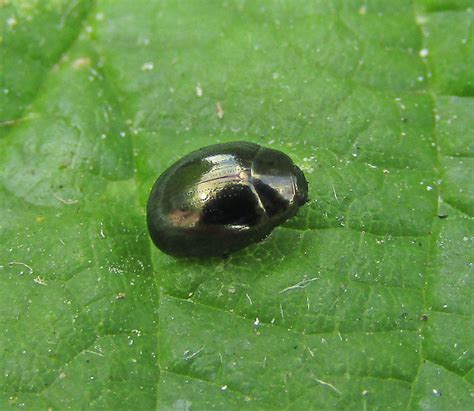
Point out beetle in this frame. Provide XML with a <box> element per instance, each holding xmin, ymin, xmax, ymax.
<box><xmin>146</xmin><ymin>141</ymin><xmax>308</xmax><ymax>257</ymax></box>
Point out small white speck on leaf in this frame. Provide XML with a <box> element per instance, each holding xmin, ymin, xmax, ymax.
<box><xmin>279</xmin><ymin>276</ymin><xmax>318</xmax><ymax>294</ymax></box>
<box><xmin>85</xmin><ymin>349</ymin><xmax>104</xmax><ymax>357</ymax></box>
<box><xmin>313</xmin><ymin>377</ymin><xmax>342</xmax><ymax>395</ymax></box>
<box><xmin>71</xmin><ymin>57</ymin><xmax>92</xmax><ymax>70</ymax></box>
<box><xmin>254</xmin><ymin>317</ymin><xmax>260</xmax><ymax>327</ymax></box>
<box><xmin>141</xmin><ymin>62</ymin><xmax>154</xmax><ymax>71</ymax></box>
<box><xmin>52</xmin><ymin>192</ymin><xmax>78</xmax><ymax>205</ymax></box>
<box><xmin>183</xmin><ymin>346</ymin><xmax>204</xmax><ymax>361</ymax></box>
<box><xmin>196</xmin><ymin>84</ymin><xmax>203</xmax><ymax>97</ymax></box>
<box><xmin>432</xmin><ymin>389</ymin><xmax>441</xmax><ymax>397</ymax></box>
<box><xmin>221</xmin><ymin>385</ymin><xmax>228</xmax><ymax>391</ymax></box>
<box><xmin>109</xmin><ymin>266</ymin><xmax>124</xmax><ymax>275</ymax></box>
<box><xmin>99</xmin><ymin>222</ymin><xmax>106</xmax><ymax>239</ymax></box>
<box><xmin>416</xmin><ymin>15</ymin><xmax>428</xmax><ymax>25</ymax></box>
<box><xmin>9</xmin><ymin>261</ymin><xmax>33</xmax><ymax>275</ymax></box>
<box><xmin>245</xmin><ymin>293</ymin><xmax>253</xmax><ymax>305</ymax></box>
<box><xmin>7</xmin><ymin>17</ymin><xmax>17</xmax><ymax>28</ymax></box>
<box><xmin>426</xmin><ymin>186</ymin><xmax>433</xmax><ymax>191</ymax></box>
<box><xmin>216</xmin><ymin>102</ymin><xmax>224</xmax><ymax>119</ymax></box>
<box><xmin>33</xmin><ymin>276</ymin><xmax>47</xmax><ymax>286</ymax></box>
<box><xmin>419</xmin><ymin>48</ymin><xmax>429</xmax><ymax>58</ymax></box>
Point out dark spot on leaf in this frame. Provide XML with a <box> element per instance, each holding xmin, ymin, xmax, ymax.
<box><xmin>420</xmin><ymin>314</ymin><xmax>428</xmax><ymax>321</ymax></box>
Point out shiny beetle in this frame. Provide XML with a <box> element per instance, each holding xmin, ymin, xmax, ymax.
<box><xmin>146</xmin><ymin>141</ymin><xmax>308</xmax><ymax>257</ymax></box>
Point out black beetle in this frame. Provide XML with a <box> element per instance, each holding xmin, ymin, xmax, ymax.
<box><xmin>146</xmin><ymin>141</ymin><xmax>308</xmax><ymax>257</ymax></box>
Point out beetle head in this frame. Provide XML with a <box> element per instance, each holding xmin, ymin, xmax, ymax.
<box><xmin>293</xmin><ymin>165</ymin><xmax>309</xmax><ymax>206</ymax></box>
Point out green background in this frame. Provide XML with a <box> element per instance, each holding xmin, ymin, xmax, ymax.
<box><xmin>1</xmin><ymin>0</ymin><xmax>473</xmax><ymax>409</ymax></box>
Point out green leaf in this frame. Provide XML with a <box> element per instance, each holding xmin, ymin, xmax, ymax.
<box><xmin>1</xmin><ymin>1</ymin><xmax>473</xmax><ymax>409</ymax></box>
